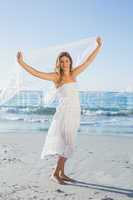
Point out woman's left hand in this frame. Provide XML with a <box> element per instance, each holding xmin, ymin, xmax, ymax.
<box><xmin>96</xmin><ymin>36</ymin><xmax>102</xmax><ymax>47</ymax></box>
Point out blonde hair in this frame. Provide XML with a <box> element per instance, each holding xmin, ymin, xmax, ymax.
<box><xmin>55</xmin><ymin>51</ymin><xmax>73</xmax><ymax>83</ymax></box>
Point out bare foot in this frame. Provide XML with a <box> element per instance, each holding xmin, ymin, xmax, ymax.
<box><xmin>50</xmin><ymin>174</ymin><xmax>67</xmax><ymax>185</ymax></box>
<box><xmin>59</xmin><ymin>174</ymin><xmax>75</xmax><ymax>182</ymax></box>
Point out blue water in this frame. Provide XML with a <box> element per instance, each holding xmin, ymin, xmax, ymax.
<box><xmin>0</xmin><ymin>91</ymin><xmax>133</xmax><ymax>136</ymax></box>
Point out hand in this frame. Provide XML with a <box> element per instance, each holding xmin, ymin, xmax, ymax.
<box><xmin>16</xmin><ymin>51</ymin><xmax>24</xmax><ymax>63</ymax></box>
<box><xmin>96</xmin><ymin>36</ymin><xmax>102</xmax><ymax>47</ymax></box>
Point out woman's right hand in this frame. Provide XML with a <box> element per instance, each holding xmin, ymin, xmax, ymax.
<box><xmin>16</xmin><ymin>51</ymin><xmax>24</xmax><ymax>64</ymax></box>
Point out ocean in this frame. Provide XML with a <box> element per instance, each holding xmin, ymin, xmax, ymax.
<box><xmin>0</xmin><ymin>91</ymin><xmax>133</xmax><ymax>136</ymax></box>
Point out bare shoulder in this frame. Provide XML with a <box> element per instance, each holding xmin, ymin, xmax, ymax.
<box><xmin>71</xmin><ymin>68</ymin><xmax>77</xmax><ymax>78</ymax></box>
<box><xmin>54</xmin><ymin>72</ymin><xmax>60</xmax><ymax>81</ymax></box>
<box><xmin>52</xmin><ymin>72</ymin><xmax>60</xmax><ymax>86</ymax></box>
<box><xmin>70</xmin><ymin>70</ymin><xmax>77</xmax><ymax>82</ymax></box>
<box><xmin>71</xmin><ymin>64</ymin><xmax>85</xmax><ymax>78</ymax></box>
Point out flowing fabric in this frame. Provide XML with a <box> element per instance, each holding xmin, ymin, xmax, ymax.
<box><xmin>0</xmin><ymin>36</ymin><xmax>98</xmax><ymax>106</ymax></box>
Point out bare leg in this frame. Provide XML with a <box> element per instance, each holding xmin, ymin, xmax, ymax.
<box><xmin>59</xmin><ymin>157</ymin><xmax>75</xmax><ymax>182</ymax></box>
<box><xmin>50</xmin><ymin>156</ymin><xmax>66</xmax><ymax>184</ymax></box>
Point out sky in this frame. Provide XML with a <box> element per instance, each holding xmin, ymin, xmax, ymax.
<box><xmin>0</xmin><ymin>0</ymin><xmax>133</xmax><ymax>91</ymax></box>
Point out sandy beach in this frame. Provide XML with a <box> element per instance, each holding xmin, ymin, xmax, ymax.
<box><xmin>0</xmin><ymin>132</ymin><xmax>133</xmax><ymax>200</ymax></box>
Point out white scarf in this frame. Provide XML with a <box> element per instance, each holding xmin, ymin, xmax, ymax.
<box><xmin>0</xmin><ymin>36</ymin><xmax>98</xmax><ymax>107</ymax></box>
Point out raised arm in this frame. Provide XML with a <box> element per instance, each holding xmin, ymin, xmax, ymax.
<box><xmin>16</xmin><ymin>51</ymin><xmax>57</xmax><ymax>81</ymax></box>
<box><xmin>72</xmin><ymin>37</ymin><xmax>102</xmax><ymax>77</ymax></box>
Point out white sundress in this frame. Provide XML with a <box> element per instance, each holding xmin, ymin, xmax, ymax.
<box><xmin>40</xmin><ymin>82</ymin><xmax>81</xmax><ymax>159</ymax></box>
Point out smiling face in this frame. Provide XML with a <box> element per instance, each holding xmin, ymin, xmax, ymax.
<box><xmin>55</xmin><ymin>52</ymin><xmax>73</xmax><ymax>75</ymax></box>
<box><xmin>59</xmin><ymin>56</ymin><xmax>71</xmax><ymax>71</ymax></box>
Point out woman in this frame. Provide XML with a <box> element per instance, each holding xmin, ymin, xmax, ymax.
<box><xmin>17</xmin><ymin>36</ymin><xmax>102</xmax><ymax>184</ymax></box>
